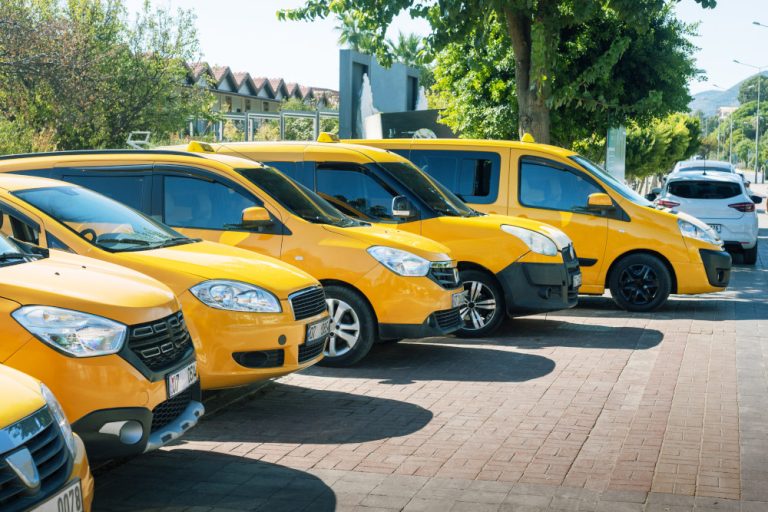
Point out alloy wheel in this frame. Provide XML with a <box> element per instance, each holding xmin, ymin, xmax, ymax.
<box><xmin>459</xmin><ymin>280</ymin><xmax>497</xmax><ymax>331</ymax></box>
<box><xmin>325</xmin><ymin>298</ymin><xmax>361</xmax><ymax>358</ymax></box>
<box><xmin>618</xmin><ymin>264</ymin><xmax>659</xmax><ymax>306</ymax></box>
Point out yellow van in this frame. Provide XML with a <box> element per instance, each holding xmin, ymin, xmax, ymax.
<box><xmin>0</xmin><ymin>172</ymin><xmax>329</xmax><ymax>384</ymax></box>
<box><xmin>0</xmin><ymin>364</ymin><xmax>94</xmax><ymax>511</ymax></box>
<box><xmin>0</xmin><ymin>152</ymin><xmax>462</xmax><ymax>366</ymax></box>
<box><xmin>186</xmin><ymin>140</ymin><xmax>582</xmax><ymax>336</ymax></box>
<box><xmin>352</xmin><ymin>138</ymin><xmax>732</xmax><ymax>311</ymax></box>
<box><xmin>0</xmin><ymin>231</ymin><xmax>203</xmax><ymax>459</ymax></box>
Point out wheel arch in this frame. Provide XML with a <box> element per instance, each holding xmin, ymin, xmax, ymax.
<box><xmin>456</xmin><ymin>260</ymin><xmax>507</xmax><ymax>307</ymax></box>
<box><xmin>605</xmin><ymin>249</ymin><xmax>678</xmax><ymax>294</ymax></box>
<box><xmin>319</xmin><ymin>279</ymin><xmax>380</xmax><ymax>324</ymax></box>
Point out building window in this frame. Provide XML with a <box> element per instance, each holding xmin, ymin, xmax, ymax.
<box><xmin>224</xmin><ymin>96</ymin><xmax>232</xmax><ymax>112</ymax></box>
<box><xmin>245</xmin><ymin>99</ymin><xmax>251</xmax><ymax>111</ymax></box>
<box><xmin>263</xmin><ymin>102</ymin><xmax>270</xmax><ymax>112</ymax></box>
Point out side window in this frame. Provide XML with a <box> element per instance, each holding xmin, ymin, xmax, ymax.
<box><xmin>64</xmin><ymin>175</ymin><xmax>146</xmax><ymax>211</ymax></box>
<box><xmin>519</xmin><ymin>158</ymin><xmax>604</xmax><ymax>213</ymax></box>
<box><xmin>263</xmin><ymin>161</ymin><xmax>313</xmax><ymax>188</ymax></box>
<box><xmin>47</xmin><ymin>232</ymin><xmax>73</xmax><ymax>252</ymax></box>
<box><xmin>163</xmin><ymin>175</ymin><xmax>262</xmax><ymax>230</ymax></box>
<box><xmin>0</xmin><ymin>209</ymin><xmax>40</xmax><ymax>245</ymax></box>
<box><xmin>406</xmin><ymin>150</ymin><xmax>500</xmax><ymax>204</ymax></box>
<box><xmin>315</xmin><ymin>164</ymin><xmax>399</xmax><ymax>222</ymax></box>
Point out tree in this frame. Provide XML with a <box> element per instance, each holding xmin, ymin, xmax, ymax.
<box><xmin>334</xmin><ymin>11</ymin><xmax>377</xmax><ymax>54</ymax></box>
<box><xmin>0</xmin><ymin>0</ymin><xmax>214</xmax><ymax>152</ymax></box>
<box><xmin>279</xmin><ymin>0</ymin><xmax>716</xmax><ymax>144</ymax></box>
<box><xmin>737</xmin><ymin>73</ymin><xmax>768</xmax><ymax>104</ymax></box>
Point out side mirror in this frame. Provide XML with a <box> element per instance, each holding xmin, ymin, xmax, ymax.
<box><xmin>586</xmin><ymin>192</ymin><xmax>614</xmax><ymax>211</ymax></box>
<box><xmin>751</xmin><ymin>195</ymin><xmax>763</xmax><ymax>205</ymax></box>
<box><xmin>392</xmin><ymin>195</ymin><xmax>416</xmax><ymax>219</ymax></box>
<box><xmin>645</xmin><ymin>187</ymin><xmax>662</xmax><ymax>201</ymax></box>
<box><xmin>241</xmin><ymin>206</ymin><xmax>272</xmax><ymax>225</ymax></box>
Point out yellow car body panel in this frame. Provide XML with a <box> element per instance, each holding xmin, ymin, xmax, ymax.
<box><xmin>350</xmin><ymin>139</ymin><xmax>731</xmax><ymax>298</ymax></box>
<box><xmin>0</xmin><ymin>175</ymin><xmax>327</xmax><ymax>389</ymax></box>
<box><xmin>0</xmin><ymin>364</ymin><xmax>94</xmax><ymax>511</ymax></box>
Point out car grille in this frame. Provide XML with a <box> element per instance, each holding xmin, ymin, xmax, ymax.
<box><xmin>128</xmin><ymin>311</ymin><xmax>194</xmax><ymax>372</ymax></box>
<box><xmin>232</xmin><ymin>349</ymin><xmax>285</xmax><ymax>368</ymax></box>
<box><xmin>151</xmin><ymin>390</ymin><xmax>192</xmax><ymax>432</ymax></box>
<box><xmin>298</xmin><ymin>341</ymin><xmax>325</xmax><ymax>363</ymax></box>
<box><xmin>433</xmin><ymin>307</ymin><xmax>463</xmax><ymax>332</ymax></box>
<box><xmin>0</xmin><ymin>409</ymin><xmax>72</xmax><ymax>512</ymax></box>
<box><xmin>563</xmin><ymin>245</ymin><xmax>581</xmax><ymax>298</ymax></box>
<box><xmin>289</xmin><ymin>287</ymin><xmax>328</xmax><ymax>320</ymax></box>
<box><xmin>428</xmin><ymin>262</ymin><xmax>461</xmax><ymax>289</ymax></box>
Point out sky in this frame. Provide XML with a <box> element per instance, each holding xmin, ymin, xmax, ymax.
<box><xmin>125</xmin><ymin>0</ymin><xmax>765</xmax><ymax>95</ymax></box>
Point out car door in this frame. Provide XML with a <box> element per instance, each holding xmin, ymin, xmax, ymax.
<box><xmin>512</xmin><ymin>154</ymin><xmax>609</xmax><ymax>290</ymax></box>
<box><xmin>156</xmin><ymin>167</ymin><xmax>285</xmax><ymax>259</ymax></box>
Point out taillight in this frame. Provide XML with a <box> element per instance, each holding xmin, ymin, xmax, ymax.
<box><xmin>656</xmin><ymin>199</ymin><xmax>680</xmax><ymax>208</ymax></box>
<box><xmin>728</xmin><ymin>202</ymin><xmax>755</xmax><ymax>212</ymax></box>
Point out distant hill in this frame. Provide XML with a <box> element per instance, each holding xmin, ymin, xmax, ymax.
<box><xmin>689</xmin><ymin>71</ymin><xmax>768</xmax><ymax>116</ymax></box>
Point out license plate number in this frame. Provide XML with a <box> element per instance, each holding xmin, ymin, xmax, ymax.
<box><xmin>306</xmin><ymin>318</ymin><xmax>331</xmax><ymax>347</ymax></box>
<box><xmin>32</xmin><ymin>479</ymin><xmax>82</xmax><ymax>512</ymax></box>
<box><xmin>708</xmin><ymin>224</ymin><xmax>721</xmax><ymax>233</ymax></box>
<box><xmin>452</xmin><ymin>291</ymin><xmax>467</xmax><ymax>308</ymax></box>
<box><xmin>167</xmin><ymin>361</ymin><xmax>197</xmax><ymax>399</ymax></box>
<box><xmin>572</xmin><ymin>273</ymin><xmax>582</xmax><ymax>288</ymax></box>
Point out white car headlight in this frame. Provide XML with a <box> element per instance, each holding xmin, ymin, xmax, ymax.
<box><xmin>501</xmin><ymin>225</ymin><xmax>558</xmax><ymax>256</ymax></box>
<box><xmin>41</xmin><ymin>383</ymin><xmax>76</xmax><ymax>457</ymax></box>
<box><xmin>678</xmin><ymin>218</ymin><xmax>721</xmax><ymax>246</ymax></box>
<box><xmin>12</xmin><ymin>306</ymin><xmax>126</xmax><ymax>357</ymax></box>
<box><xmin>367</xmin><ymin>246</ymin><xmax>431</xmax><ymax>276</ymax></box>
<box><xmin>190</xmin><ymin>280</ymin><xmax>282</xmax><ymax>312</ymax></box>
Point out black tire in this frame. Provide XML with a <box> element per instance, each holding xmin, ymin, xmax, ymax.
<box><xmin>379</xmin><ymin>338</ymin><xmax>403</xmax><ymax>344</ymax></box>
<box><xmin>609</xmin><ymin>254</ymin><xmax>672</xmax><ymax>312</ymax></box>
<box><xmin>457</xmin><ymin>269</ymin><xmax>505</xmax><ymax>338</ymax></box>
<box><xmin>319</xmin><ymin>285</ymin><xmax>377</xmax><ymax>367</ymax></box>
<box><xmin>743</xmin><ymin>243</ymin><xmax>758</xmax><ymax>265</ymax></box>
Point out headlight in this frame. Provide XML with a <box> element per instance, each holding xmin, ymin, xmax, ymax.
<box><xmin>190</xmin><ymin>280</ymin><xmax>281</xmax><ymax>312</ymax></box>
<box><xmin>678</xmin><ymin>219</ymin><xmax>721</xmax><ymax>246</ymax></box>
<box><xmin>501</xmin><ymin>225</ymin><xmax>558</xmax><ymax>256</ymax></box>
<box><xmin>41</xmin><ymin>383</ymin><xmax>76</xmax><ymax>457</ymax></box>
<box><xmin>367</xmin><ymin>246</ymin><xmax>431</xmax><ymax>276</ymax></box>
<box><xmin>536</xmin><ymin>225</ymin><xmax>572</xmax><ymax>251</ymax></box>
<box><xmin>12</xmin><ymin>306</ymin><xmax>126</xmax><ymax>357</ymax></box>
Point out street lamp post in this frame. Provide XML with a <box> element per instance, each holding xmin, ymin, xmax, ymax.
<box><xmin>733</xmin><ymin>59</ymin><xmax>766</xmax><ymax>183</ymax></box>
<box><xmin>712</xmin><ymin>84</ymin><xmax>735</xmax><ymax>164</ymax></box>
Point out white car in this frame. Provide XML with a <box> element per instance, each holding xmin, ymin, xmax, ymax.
<box><xmin>670</xmin><ymin>159</ymin><xmax>751</xmax><ymax>186</ymax></box>
<box><xmin>655</xmin><ymin>173</ymin><xmax>761</xmax><ymax>264</ymax></box>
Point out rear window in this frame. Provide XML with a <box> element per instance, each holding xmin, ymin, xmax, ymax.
<box><xmin>667</xmin><ymin>181</ymin><xmax>742</xmax><ymax>199</ymax></box>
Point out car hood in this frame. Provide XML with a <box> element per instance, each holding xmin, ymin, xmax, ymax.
<box><xmin>321</xmin><ymin>224</ymin><xmax>453</xmax><ymax>261</ymax></box>
<box><xmin>435</xmin><ymin>214</ymin><xmax>573</xmax><ymax>250</ymax></box>
<box><xmin>0</xmin><ymin>364</ymin><xmax>45</xmax><ymax>430</ymax></box>
<box><xmin>0</xmin><ymin>251</ymin><xmax>179</xmax><ymax>326</ymax></box>
<box><xmin>117</xmin><ymin>240</ymin><xmax>321</xmax><ymax>299</ymax></box>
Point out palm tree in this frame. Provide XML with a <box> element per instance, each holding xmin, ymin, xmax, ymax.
<box><xmin>334</xmin><ymin>13</ymin><xmax>376</xmax><ymax>54</ymax></box>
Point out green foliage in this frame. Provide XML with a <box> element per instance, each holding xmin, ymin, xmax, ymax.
<box><xmin>707</xmin><ymin>101</ymin><xmax>768</xmax><ymax>168</ymax></box>
<box><xmin>737</xmin><ymin>74</ymin><xmax>768</xmax><ymax>104</ymax></box>
<box><xmin>0</xmin><ymin>0</ymin><xmax>213</xmax><ymax>153</ymax></box>
<box><xmin>623</xmin><ymin>114</ymin><xmax>701</xmax><ymax>178</ymax></box>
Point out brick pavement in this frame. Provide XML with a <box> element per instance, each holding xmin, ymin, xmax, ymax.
<box><xmin>95</xmin><ymin>224</ymin><xmax>768</xmax><ymax>511</ymax></box>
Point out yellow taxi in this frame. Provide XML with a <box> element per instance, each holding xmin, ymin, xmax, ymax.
<box><xmin>0</xmin><ymin>152</ymin><xmax>462</xmax><ymax>367</ymax></box>
<box><xmin>0</xmin><ymin>364</ymin><xmax>94</xmax><ymax>511</ymax></box>
<box><xmin>351</xmin><ymin>137</ymin><xmax>732</xmax><ymax>311</ymax></box>
<box><xmin>0</xmin><ymin>231</ymin><xmax>202</xmax><ymax>459</ymax></box>
<box><xmin>0</xmin><ymin>172</ymin><xmax>329</xmax><ymax>384</ymax></box>
<box><xmin>189</xmin><ymin>140</ymin><xmax>581</xmax><ymax>336</ymax></box>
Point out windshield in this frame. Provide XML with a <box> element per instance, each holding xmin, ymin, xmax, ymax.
<box><xmin>570</xmin><ymin>156</ymin><xmax>652</xmax><ymax>207</ymax></box>
<box><xmin>0</xmin><ymin>233</ymin><xmax>38</xmax><ymax>267</ymax></box>
<box><xmin>676</xmin><ymin>166</ymin><xmax>732</xmax><ymax>173</ymax></box>
<box><xmin>376</xmin><ymin>162</ymin><xmax>478</xmax><ymax>217</ymax></box>
<box><xmin>238</xmin><ymin>166</ymin><xmax>359</xmax><ymax>227</ymax></box>
<box><xmin>14</xmin><ymin>186</ymin><xmax>191</xmax><ymax>252</ymax></box>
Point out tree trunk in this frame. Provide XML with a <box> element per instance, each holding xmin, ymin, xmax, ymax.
<box><xmin>502</xmin><ymin>8</ymin><xmax>551</xmax><ymax>144</ymax></box>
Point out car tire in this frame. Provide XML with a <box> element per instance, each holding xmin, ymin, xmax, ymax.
<box><xmin>609</xmin><ymin>254</ymin><xmax>672</xmax><ymax>312</ymax></box>
<box><xmin>457</xmin><ymin>269</ymin><xmax>505</xmax><ymax>338</ymax></box>
<box><xmin>319</xmin><ymin>285</ymin><xmax>377</xmax><ymax>367</ymax></box>
<box><xmin>743</xmin><ymin>243</ymin><xmax>758</xmax><ymax>265</ymax></box>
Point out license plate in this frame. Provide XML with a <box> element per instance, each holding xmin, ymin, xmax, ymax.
<box><xmin>306</xmin><ymin>318</ymin><xmax>331</xmax><ymax>347</ymax></box>
<box><xmin>167</xmin><ymin>361</ymin><xmax>197</xmax><ymax>399</ymax></box>
<box><xmin>708</xmin><ymin>224</ymin><xmax>722</xmax><ymax>233</ymax></box>
<box><xmin>572</xmin><ymin>273</ymin><xmax>582</xmax><ymax>288</ymax></box>
<box><xmin>452</xmin><ymin>291</ymin><xmax>467</xmax><ymax>308</ymax></box>
<box><xmin>32</xmin><ymin>479</ymin><xmax>82</xmax><ymax>512</ymax></box>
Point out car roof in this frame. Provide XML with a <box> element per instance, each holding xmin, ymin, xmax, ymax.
<box><xmin>666</xmin><ymin>172</ymin><xmax>744</xmax><ymax>184</ymax></box>
<box><xmin>674</xmin><ymin>160</ymin><xmax>734</xmax><ymax>171</ymax></box>
<box><xmin>191</xmin><ymin>140</ymin><xmax>409</xmax><ymax>164</ymax></box>
<box><xmin>352</xmin><ymin>138</ymin><xmax>579</xmax><ymax>158</ymax></box>
<box><xmin>0</xmin><ymin>174</ymin><xmax>72</xmax><ymax>192</ymax></box>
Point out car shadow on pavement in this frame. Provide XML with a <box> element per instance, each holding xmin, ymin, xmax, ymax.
<box><xmin>304</xmin><ymin>342</ymin><xmax>556</xmax><ymax>385</ymax></box>
<box><xmin>187</xmin><ymin>382</ymin><xmax>434</xmax><ymax>444</ymax></box>
<box><xmin>93</xmin><ymin>448</ymin><xmax>336</xmax><ymax>511</ymax></box>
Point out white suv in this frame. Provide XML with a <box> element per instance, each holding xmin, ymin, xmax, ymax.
<box><xmin>655</xmin><ymin>173</ymin><xmax>761</xmax><ymax>264</ymax></box>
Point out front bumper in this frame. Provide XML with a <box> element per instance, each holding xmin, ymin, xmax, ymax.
<box><xmin>699</xmin><ymin>249</ymin><xmax>732</xmax><ymax>288</ymax></box>
<box><xmin>69</xmin><ymin>434</ymin><xmax>95</xmax><ymax>512</ymax></box>
<box><xmin>497</xmin><ymin>250</ymin><xmax>580</xmax><ymax>315</ymax></box>
<box><xmin>71</xmin><ymin>381</ymin><xmax>203</xmax><ymax>460</ymax></box>
<box><xmin>379</xmin><ymin>306</ymin><xmax>463</xmax><ymax>340</ymax></box>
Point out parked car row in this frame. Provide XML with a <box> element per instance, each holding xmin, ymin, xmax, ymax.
<box><xmin>0</xmin><ymin>135</ymin><xmax>734</xmax><ymax>511</ymax></box>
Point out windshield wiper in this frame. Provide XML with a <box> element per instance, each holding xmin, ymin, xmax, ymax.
<box><xmin>96</xmin><ymin>238</ymin><xmax>154</xmax><ymax>247</ymax></box>
<box><xmin>158</xmin><ymin>237</ymin><xmax>201</xmax><ymax>248</ymax></box>
<box><xmin>0</xmin><ymin>252</ymin><xmax>40</xmax><ymax>261</ymax></box>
